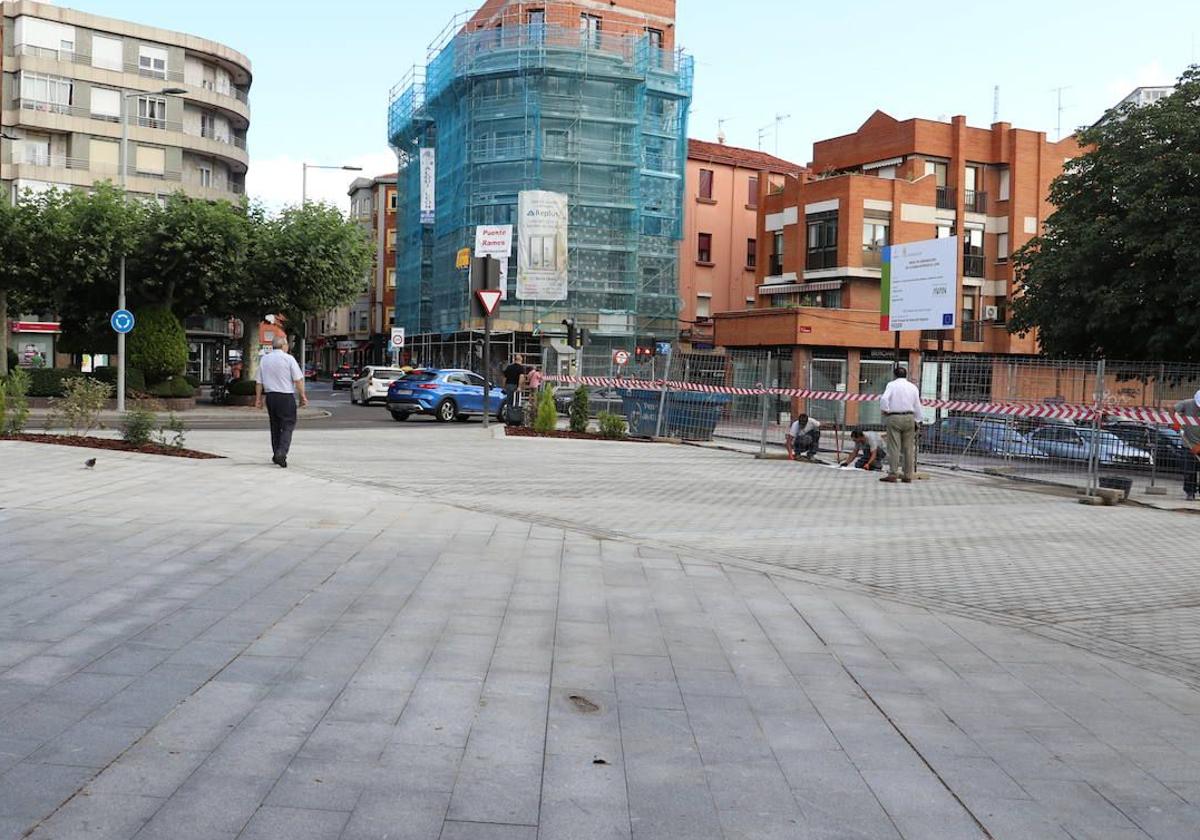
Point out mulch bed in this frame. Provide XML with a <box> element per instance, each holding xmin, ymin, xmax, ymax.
<box><xmin>2</xmin><ymin>433</ymin><xmax>222</xmax><ymax>460</ymax></box>
<box><xmin>504</xmin><ymin>427</ymin><xmax>653</xmax><ymax>443</ymax></box>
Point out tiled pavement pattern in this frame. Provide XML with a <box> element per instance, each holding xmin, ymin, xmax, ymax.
<box><xmin>0</xmin><ymin>430</ymin><xmax>1196</xmax><ymax>839</ymax></box>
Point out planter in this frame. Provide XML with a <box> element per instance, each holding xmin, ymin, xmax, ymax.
<box><xmin>225</xmin><ymin>395</ymin><xmax>256</xmax><ymax>407</ymax></box>
<box><xmin>2</xmin><ymin>433</ymin><xmax>220</xmax><ymax>459</ymax></box>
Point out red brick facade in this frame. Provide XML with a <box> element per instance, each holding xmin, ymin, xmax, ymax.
<box><xmin>468</xmin><ymin>0</ymin><xmax>677</xmax><ymax>49</ymax></box>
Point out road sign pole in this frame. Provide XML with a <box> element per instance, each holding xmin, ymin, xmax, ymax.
<box><xmin>117</xmin><ymin>256</ymin><xmax>126</xmax><ymax>413</ymax></box>
<box><xmin>483</xmin><ymin>315</ymin><xmax>492</xmax><ymax>430</ymax></box>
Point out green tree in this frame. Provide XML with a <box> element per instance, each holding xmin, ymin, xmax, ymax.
<box><xmin>0</xmin><ymin>195</ymin><xmax>51</xmax><ymax>377</ymax></box>
<box><xmin>225</xmin><ymin>202</ymin><xmax>371</xmax><ymax>380</ymax></box>
<box><xmin>128</xmin><ymin>306</ymin><xmax>188</xmax><ymax>384</ymax></box>
<box><xmin>1009</xmin><ymin>66</ymin><xmax>1200</xmax><ymax>360</ymax></box>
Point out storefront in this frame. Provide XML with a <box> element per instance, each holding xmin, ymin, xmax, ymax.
<box><xmin>8</xmin><ymin>321</ymin><xmax>60</xmax><ymax>368</ymax></box>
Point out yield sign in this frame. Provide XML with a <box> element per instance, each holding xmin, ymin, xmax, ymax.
<box><xmin>476</xmin><ymin>289</ymin><xmax>503</xmax><ymax>317</ymax></box>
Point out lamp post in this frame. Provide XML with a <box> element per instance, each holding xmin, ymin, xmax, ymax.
<box><xmin>117</xmin><ymin>86</ymin><xmax>186</xmax><ymax>412</ymax></box>
<box><xmin>298</xmin><ymin>162</ymin><xmax>362</xmax><ymax>373</ymax></box>
<box><xmin>1</xmin><ymin>133</ymin><xmax>16</xmax><ymax>377</ymax></box>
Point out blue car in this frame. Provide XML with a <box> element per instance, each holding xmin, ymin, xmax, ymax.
<box><xmin>386</xmin><ymin>369</ymin><xmax>507</xmax><ymax>423</ymax></box>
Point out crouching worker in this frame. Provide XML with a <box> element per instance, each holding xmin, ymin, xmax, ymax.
<box><xmin>786</xmin><ymin>413</ymin><xmax>821</xmax><ymax>460</ymax></box>
<box><xmin>842</xmin><ymin>428</ymin><xmax>885</xmax><ymax>471</ymax></box>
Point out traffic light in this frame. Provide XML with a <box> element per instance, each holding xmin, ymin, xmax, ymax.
<box><xmin>561</xmin><ymin>318</ymin><xmax>577</xmax><ymax>348</ymax></box>
<box><xmin>635</xmin><ymin>336</ymin><xmax>656</xmax><ymax>359</ymax></box>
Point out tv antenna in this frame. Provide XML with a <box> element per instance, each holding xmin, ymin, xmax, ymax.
<box><xmin>1051</xmin><ymin>85</ymin><xmax>1072</xmax><ymax>140</ymax></box>
<box><xmin>757</xmin><ymin>114</ymin><xmax>791</xmax><ymax>154</ymax></box>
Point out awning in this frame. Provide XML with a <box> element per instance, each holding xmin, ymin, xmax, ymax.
<box><xmin>757</xmin><ymin>280</ymin><xmax>844</xmax><ymax>295</ymax></box>
<box><xmin>10</xmin><ymin>321</ymin><xmax>60</xmax><ymax>334</ymax></box>
<box><xmin>862</xmin><ymin>156</ymin><xmax>903</xmax><ymax>171</ymax></box>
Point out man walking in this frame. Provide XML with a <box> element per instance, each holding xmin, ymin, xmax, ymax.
<box><xmin>879</xmin><ymin>366</ymin><xmax>923</xmax><ymax>483</ymax></box>
<box><xmin>1173</xmin><ymin>390</ymin><xmax>1200</xmax><ymax>500</ymax></box>
<box><xmin>786</xmin><ymin>413</ymin><xmax>822</xmax><ymax>460</ymax></box>
<box><xmin>255</xmin><ymin>335</ymin><xmax>307</xmax><ymax>468</ymax></box>
<box><xmin>501</xmin><ymin>353</ymin><xmax>528</xmax><ymax>418</ymax></box>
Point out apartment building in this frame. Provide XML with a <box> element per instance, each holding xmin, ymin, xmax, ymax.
<box><xmin>0</xmin><ymin>1</ymin><xmax>251</xmax><ymax>202</ymax></box>
<box><xmin>387</xmin><ymin>0</ymin><xmax>691</xmax><ymax>374</ymax></box>
<box><xmin>714</xmin><ymin>110</ymin><xmax>1082</xmax><ymax>425</ymax></box>
<box><xmin>309</xmin><ymin>173</ymin><xmax>398</xmax><ymax>372</ymax></box>
<box><xmin>679</xmin><ymin>139</ymin><xmax>804</xmax><ymax>350</ymax></box>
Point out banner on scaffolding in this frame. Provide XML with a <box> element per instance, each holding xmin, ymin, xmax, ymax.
<box><xmin>880</xmin><ymin>235</ymin><xmax>958</xmax><ymax>332</ymax></box>
<box><xmin>516</xmin><ymin>190</ymin><xmax>568</xmax><ymax>301</ymax></box>
<box><xmin>419</xmin><ymin>148</ymin><xmax>435</xmax><ymax>225</ymax></box>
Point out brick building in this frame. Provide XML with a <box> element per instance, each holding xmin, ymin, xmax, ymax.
<box><xmin>714</xmin><ymin>111</ymin><xmax>1082</xmax><ymax>425</ymax></box>
<box><xmin>678</xmin><ymin>139</ymin><xmax>803</xmax><ymax>350</ymax></box>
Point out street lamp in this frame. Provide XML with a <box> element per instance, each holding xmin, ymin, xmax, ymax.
<box><xmin>116</xmin><ymin>86</ymin><xmax>186</xmax><ymax>413</ymax></box>
<box><xmin>297</xmin><ymin>162</ymin><xmax>363</xmax><ymax>372</ymax></box>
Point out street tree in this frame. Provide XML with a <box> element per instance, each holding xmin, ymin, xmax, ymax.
<box><xmin>1009</xmin><ymin>66</ymin><xmax>1200</xmax><ymax>361</ymax></box>
<box><xmin>0</xmin><ymin>195</ymin><xmax>43</xmax><ymax>377</ymax></box>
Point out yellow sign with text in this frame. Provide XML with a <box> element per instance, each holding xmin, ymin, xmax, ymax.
<box><xmin>455</xmin><ymin>247</ymin><xmax>471</xmax><ymax>270</ymax></box>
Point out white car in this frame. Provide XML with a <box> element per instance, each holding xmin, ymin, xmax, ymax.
<box><xmin>350</xmin><ymin>366</ymin><xmax>406</xmax><ymax>405</ymax></box>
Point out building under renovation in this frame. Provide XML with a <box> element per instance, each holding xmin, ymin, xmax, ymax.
<box><xmin>387</xmin><ymin>1</ymin><xmax>692</xmax><ymax>373</ymax></box>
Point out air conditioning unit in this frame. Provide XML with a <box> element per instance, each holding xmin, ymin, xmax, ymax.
<box><xmin>983</xmin><ymin>305</ymin><xmax>999</xmax><ymax>322</ymax></box>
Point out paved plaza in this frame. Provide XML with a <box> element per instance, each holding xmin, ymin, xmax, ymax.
<box><xmin>2</xmin><ymin>422</ymin><xmax>1200</xmax><ymax>839</ymax></box>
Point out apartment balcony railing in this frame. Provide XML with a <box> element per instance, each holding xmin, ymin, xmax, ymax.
<box><xmin>964</xmin><ymin>190</ymin><xmax>988</xmax><ymax>213</ymax></box>
<box><xmin>8</xmin><ymin>43</ymin><xmax>187</xmax><ymax>82</ymax></box>
<box><xmin>963</xmin><ymin>254</ymin><xmax>986</xmax><ymax>278</ymax></box>
<box><xmin>935</xmin><ymin>186</ymin><xmax>954</xmax><ymax>210</ymax></box>
<box><xmin>960</xmin><ymin>320</ymin><xmax>984</xmax><ymax>342</ymax></box>
<box><xmin>861</xmin><ymin>247</ymin><xmax>883</xmax><ymax>269</ymax></box>
<box><xmin>806</xmin><ymin>248</ymin><xmax>838</xmax><ymax>271</ymax></box>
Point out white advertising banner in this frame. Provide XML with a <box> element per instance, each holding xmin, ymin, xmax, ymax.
<box><xmin>881</xmin><ymin>235</ymin><xmax>959</xmax><ymax>332</ymax></box>
<box><xmin>419</xmin><ymin>148</ymin><xmax>435</xmax><ymax>225</ymax></box>
<box><xmin>516</xmin><ymin>190</ymin><xmax>569</xmax><ymax>301</ymax></box>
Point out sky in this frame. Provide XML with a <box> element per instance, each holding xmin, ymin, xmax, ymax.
<box><xmin>85</xmin><ymin>0</ymin><xmax>1198</xmax><ymax>210</ymax></box>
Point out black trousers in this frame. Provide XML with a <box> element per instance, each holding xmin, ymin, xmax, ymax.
<box><xmin>265</xmin><ymin>392</ymin><xmax>298</xmax><ymax>459</ymax></box>
<box><xmin>793</xmin><ymin>429</ymin><xmax>820</xmax><ymax>457</ymax></box>
<box><xmin>1185</xmin><ymin>456</ymin><xmax>1200</xmax><ymax>497</ymax></box>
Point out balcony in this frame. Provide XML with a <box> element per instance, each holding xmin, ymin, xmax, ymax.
<box><xmin>963</xmin><ymin>254</ymin><xmax>985</xmax><ymax>278</ymax></box>
<box><xmin>806</xmin><ymin>247</ymin><xmax>837</xmax><ymax>271</ymax></box>
<box><xmin>960</xmin><ymin>320</ymin><xmax>984</xmax><ymax>342</ymax></box>
<box><xmin>861</xmin><ymin>247</ymin><xmax>883</xmax><ymax>269</ymax></box>
<box><xmin>768</xmin><ymin>256</ymin><xmax>784</xmax><ymax>277</ymax></box>
<box><xmin>964</xmin><ymin>190</ymin><xmax>987</xmax><ymax>213</ymax></box>
<box><xmin>936</xmin><ymin>186</ymin><xmax>954</xmax><ymax>210</ymax></box>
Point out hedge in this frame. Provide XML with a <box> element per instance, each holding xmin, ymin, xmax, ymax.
<box><xmin>227</xmin><ymin>378</ymin><xmax>259</xmax><ymax>396</ymax></box>
<box><xmin>128</xmin><ymin>307</ymin><xmax>187</xmax><ymax>385</ymax></box>
<box><xmin>147</xmin><ymin>376</ymin><xmax>195</xmax><ymax>399</ymax></box>
<box><xmin>27</xmin><ymin>368</ymin><xmax>87</xmax><ymax>397</ymax></box>
<box><xmin>93</xmin><ymin>365</ymin><xmax>147</xmax><ymax>395</ymax></box>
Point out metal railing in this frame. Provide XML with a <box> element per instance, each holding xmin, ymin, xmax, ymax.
<box><xmin>768</xmin><ymin>256</ymin><xmax>784</xmax><ymax>277</ymax></box>
<box><xmin>936</xmin><ymin>186</ymin><xmax>954</xmax><ymax>210</ymax></box>
<box><xmin>806</xmin><ymin>247</ymin><xmax>838</xmax><ymax>270</ymax></box>
<box><xmin>964</xmin><ymin>190</ymin><xmax>988</xmax><ymax>213</ymax></box>
<box><xmin>963</xmin><ymin>254</ymin><xmax>985</xmax><ymax>277</ymax></box>
<box><xmin>960</xmin><ymin>320</ymin><xmax>984</xmax><ymax>342</ymax></box>
<box><xmin>861</xmin><ymin>247</ymin><xmax>883</xmax><ymax>269</ymax></box>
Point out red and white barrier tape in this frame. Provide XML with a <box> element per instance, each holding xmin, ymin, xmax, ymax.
<box><xmin>545</xmin><ymin>376</ymin><xmax>1200</xmax><ymax>426</ymax></box>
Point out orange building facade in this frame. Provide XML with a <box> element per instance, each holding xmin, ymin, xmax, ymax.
<box><xmin>678</xmin><ymin>139</ymin><xmax>803</xmax><ymax>349</ymax></box>
<box><xmin>467</xmin><ymin>0</ymin><xmax>677</xmax><ymax>48</ymax></box>
<box><xmin>713</xmin><ymin>111</ymin><xmax>1082</xmax><ymax>421</ymax></box>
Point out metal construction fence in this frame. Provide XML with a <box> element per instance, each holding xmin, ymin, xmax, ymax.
<box><xmin>546</xmin><ymin>351</ymin><xmax>1200</xmax><ymax>496</ymax></box>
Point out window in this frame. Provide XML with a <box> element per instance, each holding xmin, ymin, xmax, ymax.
<box><xmin>388</xmin><ymin>190</ymin><xmax>397</xmax><ymax>211</ymax></box>
<box><xmin>386</xmin><ymin>268</ymin><xmax>396</xmax><ymax>288</ymax></box>
<box><xmin>697</xmin><ymin>233</ymin><xmax>712</xmax><ymax>263</ymax></box>
<box><xmin>647</xmin><ymin>28</ymin><xmax>664</xmax><ymax>49</ymax></box>
<box><xmin>137</xmin><ymin>96</ymin><xmax>167</xmax><ymax>129</ymax></box>
<box><xmin>138</xmin><ymin>45</ymin><xmax>168</xmax><ymax>79</ymax></box>
<box><xmin>862</xmin><ymin>221</ymin><xmax>889</xmax><ymax>267</ymax></box>
<box><xmin>698</xmin><ymin>168</ymin><xmax>713</xmax><ymax>200</ymax></box>
<box><xmin>696</xmin><ymin>295</ymin><xmax>711</xmax><ymax>318</ymax></box>
<box><xmin>385</xmin><ymin>307</ymin><xmax>395</xmax><ymax>327</ymax></box>
<box><xmin>747</xmin><ymin>176</ymin><xmax>758</xmax><ymax>208</ymax></box>
<box><xmin>963</xmin><ymin>228</ymin><xmax>985</xmax><ymax>277</ymax></box>
<box><xmin>925</xmin><ymin>160</ymin><xmax>948</xmax><ymax>186</ymax></box>
<box><xmin>19</xmin><ymin>71</ymin><xmax>73</xmax><ymax>112</ymax></box>
<box><xmin>544</xmin><ymin>128</ymin><xmax>570</xmax><ymax>158</ymax></box>
<box><xmin>387</xmin><ymin>229</ymin><xmax>397</xmax><ymax>249</ymax></box>
<box><xmin>197</xmin><ymin>163</ymin><xmax>212</xmax><ymax>187</ymax></box>
<box><xmin>23</xmin><ymin>134</ymin><xmax>50</xmax><ymax>166</ymax></box>
<box><xmin>997</xmin><ymin>232</ymin><xmax>1009</xmax><ymax>262</ymax></box>
<box><xmin>806</xmin><ymin>211</ymin><xmax>838</xmax><ymax>270</ymax></box>
<box><xmin>964</xmin><ymin>165</ymin><xmax>978</xmax><ymax>193</ymax></box>
<box><xmin>89</xmin><ymin>139</ymin><xmax>119</xmax><ymax>172</ymax></box>
<box><xmin>580</xmin><ymin>14</ymin><xmax>602</xmax><ymax>48</ymax></box>
<box><xmin>135</xmin><ymin>145</ymin><xmax>165</xmax><ymax>176</ymax></box>
<box><xmin>746</xmin><ymin>238</ymin><xmax>757</xmax><ymax>269</ymax></box>
<box><xmin>997</xmin><ymin>166</ymin><xmax>1010</xmax><ymax>201</ymax></box>
<box><xmin>200</xmin><ymin>112</ymin><xmax>215</xmax><ymax>138</ymax></box>
<box><xmin>91</xmin><ymin>36</ymin><xmax>123</xmax><ymax>71</ymax></box>
<box><xmin>770</xmin><ymin>231</ymin><xmax>784</xmax><ymax>275</ymax></box>
<box><xmin>936</xmin><ymin>224</ymin><xmax>953</xmax><ymax>239</ymax></box>
<box><xmin>90</xmin><ymin>87</ymin><xmax>120</xmax><ymax>122</ymax></box>
<box><xmin>528</xmin><ymin>9</ymin><xmax>545</xmax><ymax>27</ymax></box>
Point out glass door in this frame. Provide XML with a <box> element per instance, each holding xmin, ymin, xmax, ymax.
<box><xmin>858</xmin><ymin>360</ymin><xmax>894</xmax><ymax>426</ymax></box>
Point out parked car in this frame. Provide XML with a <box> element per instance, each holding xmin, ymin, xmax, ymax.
<box><xmin>553</xmin><ymin>385</ymin><xmax>625</xmax><ymax>417</ymax></box>
<box><xmin>386</xmin><ymin>369</ymin><xmax>507</xmax><ymax>423</ymax></box>
<box><xmin>923</xmin><ymin>416</ymin><xmax>1043</xmax><ymax>458</ymax></box>
<box><xmin>1028</xmin><ymin>425</ymin><xmax>1152</xmax><ymax>466</ymax></box>
<box><xmin>1103</xmin><ymin>421</ymin><xmax>1193</xmax><ymax>473</ymax></box>
<box><xmin>303</xmin><ymin>363</ymin><xmax>318</xmax><ymax>380</ymax></box>
<box><xmin>331</xmin><ymin>365</ymin><xmax>358</xmax><ymax>390</ymax></box>
<box><xmin>351</xmin><ymin>366</ymin><xmax>406</xmax><ymax>405</ymax></box>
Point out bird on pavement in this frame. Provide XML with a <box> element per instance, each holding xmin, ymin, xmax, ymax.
<box><xmin>83</xmin><ymin>458</ymin><xmax>96</xmax><ymax>469</ymax></box>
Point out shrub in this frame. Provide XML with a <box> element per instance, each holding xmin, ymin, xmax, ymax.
<box><xmin>120</xmin><ymin>406</ymin><xmax>157</xmax><ymax>446</ymax></box>
<box><xmin>128</xmin><ymin>307</ymin><xmax>187</xmax><ymax>385</ymax></box>
<box><xmin>6</xmin><ymin>348</ymin><xmax>18</xmax><ymax>373</ymax></box>
<box><xmin>93</xmin><ymin>365</ymin><xmax>147</xmax><ymax>396</ymax></box>
<box><xmin>533</xmin><ymin>386</ymin><xmax>558</xmax><ymax>434</ymax></box>
<box><xmin>156</xmin><ymin>412</ymin><xmax>187</xmax><ymax>450</ymax></box>
<box><xmin>227</xmin><ymin>378</ymin><xmax>258</xmax><ymax>397</ymax></box>
<box><xmin>4</xmin><ymin>368</ymin><xmax>30</xmax><ymax>435</ymax></box>
<box><xmin>51</xmin><ymin>377</ymin><xmax>112</xmax><ymax>437</ymax></box>
<box><xmin>597</xmin><ymin>411</ymin><xmax>627</xmax><ymax>440</ymax></box>
<box><xmin>183</xmin><ymin>374</ymin><xmax>200</xmax><ymax>390</ymax></box>
<box><xmin>568</xmin><ymin>385</ymin><xmax>590</xmax><ymax>433</ymax></box>
<box><xmin>27</xmin><ymin>367</ymin><xmax>86</xmax><ymax>397</ymax></box>
<box><xmin>147</xmin><ymin>376</ymin><xmax>195</xmax><ymax>399</ymax></box>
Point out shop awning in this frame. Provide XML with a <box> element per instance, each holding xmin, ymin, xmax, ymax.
<box><xmin>757</xmin><ymin>280</ymin><xmax>844</xmax><ymax>295</ymax></box>
<box><xmin>10</xmin><ymin>321</ymin><xmax>60</xmax><ymax>333</ymax></box>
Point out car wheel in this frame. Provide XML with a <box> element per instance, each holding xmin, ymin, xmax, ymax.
<box><xmin>350</xmin><ymin>390</ymin><xmax>358</xmax><ymax>404</ymax></box>
<box><xmin>436</xmin><ymin>400</ymin><xmax>457</xmax><ymax>422</ymax></box>
<box><xmin>391</xmin><ymin>411</ymin><xmax>409</xmax><ymax>422</ymax></box>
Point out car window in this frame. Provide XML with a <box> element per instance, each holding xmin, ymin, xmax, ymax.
<box><xmin>445</xmin><ymin>373</ymin><xmax>469</xmax><ymax>385</ymax></box>
<box><xmin>466</xmin><ymin>374</ymin><xmax>486</xmax><ymax>388</ymax></box>
<box><xmin>372</xmin><ymin>369</ymin><xmax>404</xmax><ymax>380</ymax></box>
<box><xmin>401</xmin><ymin>372</ymin><xmax>437</xmax><ymax>383</ymax></box>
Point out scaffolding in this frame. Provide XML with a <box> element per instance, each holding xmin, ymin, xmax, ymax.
<box><xmin>387</xmin><ymin>7</ymin><xmax>694</xmax><ymax>372</ymax></box>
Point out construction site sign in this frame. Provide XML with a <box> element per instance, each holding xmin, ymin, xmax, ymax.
<box><xmin>880</xmin><ymin>235</ymin><xmax>958</xmax><ymax>332</ymax></box>
<box><xmin>516</xmin><ymin>190</ymin><xmax>569</xmax><ymax>301</ymax></box>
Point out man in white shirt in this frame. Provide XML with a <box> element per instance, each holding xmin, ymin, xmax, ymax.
<box><xmin>786</xmin><ymin>413</ymin><xmax>821</xmax><ymax>460</ymax></box>
<box><xmin>254</xmin><ymin>335</ymin><xmax>308</xmax><ymax>468</ymax></box>
<box><xmin>878</xmin><ymin>366</ymin><xmax>922</xmax><ymax>483</ymax></box>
